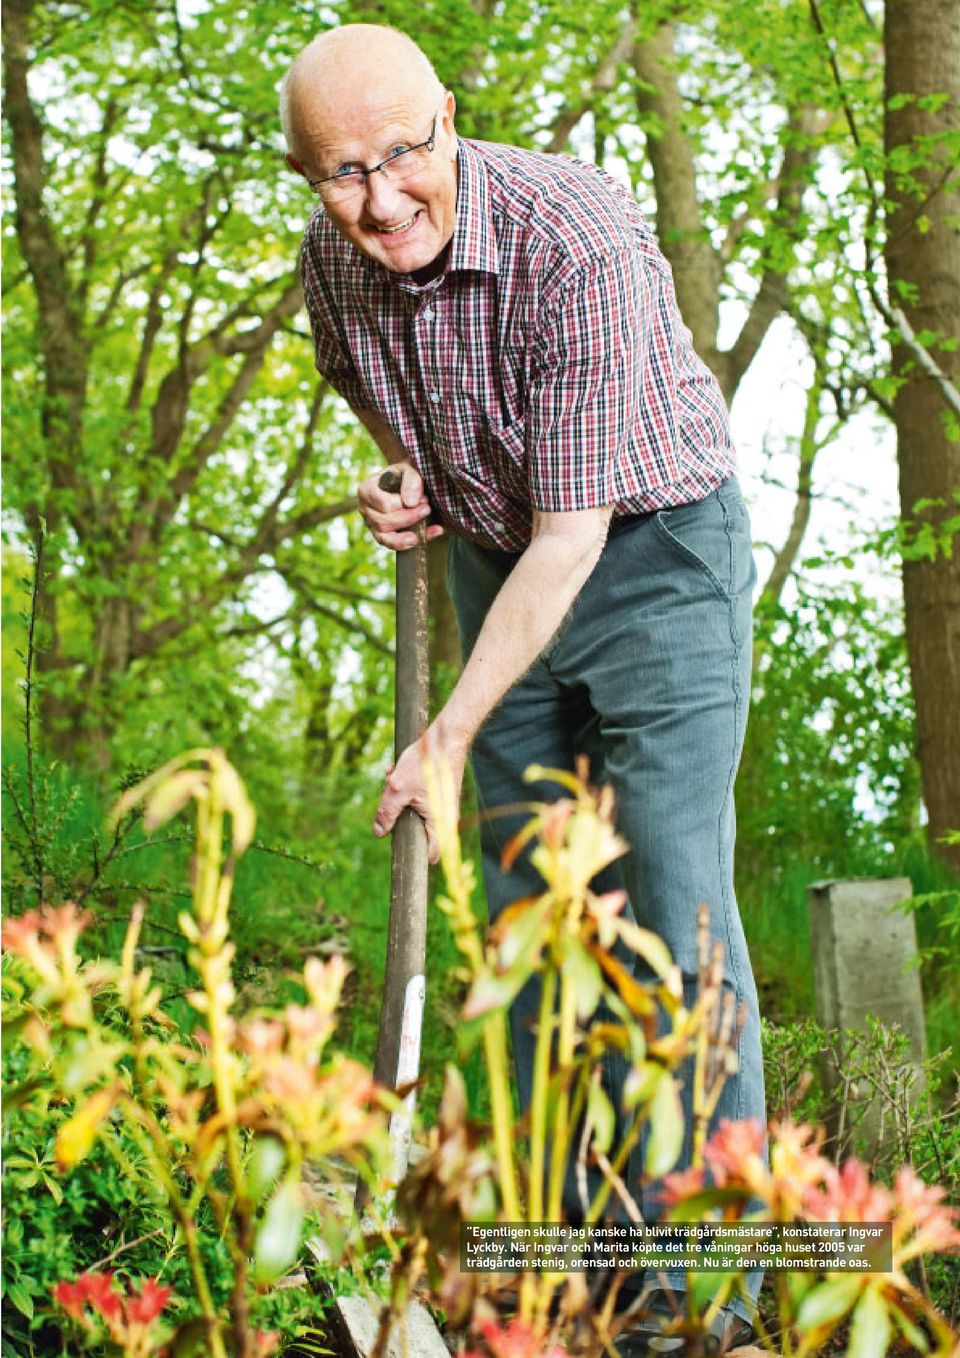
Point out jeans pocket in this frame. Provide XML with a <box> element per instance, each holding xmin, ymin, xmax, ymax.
<box><xmin>653</xmin><ymin>494</ymin><xmax>732</xmax><ymax>599</ymax></box>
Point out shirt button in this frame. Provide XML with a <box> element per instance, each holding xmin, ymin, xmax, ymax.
<box><xmin>429</xmin><ymin>390</ymin><xmax>441</xmax><ymax>404</ymax></box>
<box><xmin>492</xmin><ymin>520</ymin><xmax>505</xmax><ymax>534</ymax></box>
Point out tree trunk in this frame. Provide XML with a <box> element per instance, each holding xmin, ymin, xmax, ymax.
<box><xmin>633</xmin><ymin>26</ymin><xmax>721</xmax><ymax>369</ymax></box>
<box><xmin>884</xmin><ymin>0</ymin><xmax>960</xmax><ymax>868</ymax></box>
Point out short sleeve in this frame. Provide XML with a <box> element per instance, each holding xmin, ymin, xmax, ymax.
<box><xmin>526</xmin><ymin>248</ymin><xmax>681</xmax><ymax>510</ymax></box>
<box><xmin>299</xmin><ymin>228</ymin><xmax>370</xmax><ymax>413</ymax></box>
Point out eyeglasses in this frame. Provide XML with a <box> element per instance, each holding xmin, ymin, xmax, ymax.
<box><xmin>309</xmin><ymin>115</ymin><xmax>439</xmax><ymax>204</ymax></box>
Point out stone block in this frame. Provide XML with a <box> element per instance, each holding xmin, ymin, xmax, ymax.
<box><xmin>807</xmin><ymin>877</ymin><xmax>926</xmax><ymax>1157</ymax></box>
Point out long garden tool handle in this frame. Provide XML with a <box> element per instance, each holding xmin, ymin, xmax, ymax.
<box><xmin>358</xmin><ymin>467</ymin><xmax>431</xmax><ymax>1207</ymax></box>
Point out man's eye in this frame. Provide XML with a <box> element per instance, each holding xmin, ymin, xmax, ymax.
<box><xmin>333</xmin><ymin>165</ymin><xmax>361</xmax><ymax>178</ymax></box>
<box><xmin>387</xmin><ymin>145</ymin><xmax>412</xmax><ymax>160</ymax></box>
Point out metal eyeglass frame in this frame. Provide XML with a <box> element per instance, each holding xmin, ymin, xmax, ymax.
<box><xmin>308</xmin><ymin>114</ymin><xmax>439</xmax><ymax>201</ymax></box>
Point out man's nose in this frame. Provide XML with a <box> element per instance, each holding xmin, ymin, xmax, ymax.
<box><xmin>363</xmin><ymin>167</ymin><xmax>403</xmax><ymax>216</ymax></box>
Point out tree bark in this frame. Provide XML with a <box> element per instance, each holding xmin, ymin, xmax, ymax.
<box><xmin>633</xmin><ymin>26</ymin><xmax>722</xmax><ymax>370</ymax></box>
<box><xmin>884</xmin><ymin>0</ymin><xmax>960</xmax><ymax>867</ymax></box>
<box><xmin>427</xmin><ymin>537</ymin><xmax>460</xmax><ymax>710</ymax></box>
<box><xmin>3</xmin><ymin>0</ymin><xmax>91</xmax><ymax>754</ymax></box>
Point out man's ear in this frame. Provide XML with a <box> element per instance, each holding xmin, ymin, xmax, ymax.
<box><xmin>286</xmin><ymin>152</ymin><xmax>306</xmax><ymax>177</ymax></box>
<box><xmin>442</xmin><ymin>87</ymin><xmax>457</xmax><ymax>138</ymax></box>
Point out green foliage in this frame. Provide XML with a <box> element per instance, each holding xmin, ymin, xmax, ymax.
<box><xmin>740</xmin><ymin>565</ymin><xmax>918</xmax><ymax>890</ymax></box>
<box><xmin>1</xmin><ymin>1008</ymin><xmax>229</xmax><ymax>1355</ymax></box>
<box><xmin>2</xmin><ymin>751</ymin><xmax>388</xmax><ymax>1357</ymax></box>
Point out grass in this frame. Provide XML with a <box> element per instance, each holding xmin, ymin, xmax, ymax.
<box><xmin>737</xmin><ymin>844</ymin><xmax>960</xmax><ymax>1070</ymax></box>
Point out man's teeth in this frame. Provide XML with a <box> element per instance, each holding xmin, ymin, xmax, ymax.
<box><xmin>378</xmin><ymin>216</ymin><xmax>416</xmax><ymax>234</ymax></box>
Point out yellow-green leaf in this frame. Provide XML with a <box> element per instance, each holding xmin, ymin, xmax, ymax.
<box><xmin>561</xmin><ymin>937</ymin><xmax>603</xmax><ymax>1019</ymax></box>
<box><xmin>216</xmin><ymin>758</ymin><xmax>256</xmax><ymax>854</ymax></box>
<box><xmin>796</xmin><ymin>1275</ymin><xmax>863</xmax><ymax>1332</ymax></box>
<box><xmin>55</xmin><ymin>1084</ymin><xmax>117</xmax><ymax>1168</ymax></box>
<box><xmin>246</xmin><ymin>1134</ymin><xmax>288</xmax><ymax>1203</ymax></box>
<box><xmin>615</xmin><ymin>920</ymin><xmax>675</xmax><ymax>980</ymax></box>
<box><xmin>847</xmin><ymin>1286</ymin><xmax>891</xmax><ymax>1358</ymax></box>
<box><xmin>110</xmin><ymin>749</ymin><xmax>209</xmax><ymax>828</ymax></box>
<box><xmin>798</xmin><ymin>1276</ymin><xmax>863</xmax><ymax>1330</ymax></box>
<box><xmin>253</xmin><ymin>1177</ymin><xmax>304</xmax><ymax>1283</ymax></box>
<box><xmin>463</xmin><ymin>963</ymin><xmax>532</xmax><ymax>1020</ymax></box>
<box><xmin>644</xmin><ymin>1070</ymin><xmax>683</xmax><ymax>1178</ymax></box>
<box><xmin>144</xmin><ymin>770</ymin><xmax>207</xmax><ymax>832</ymax></box>
<box><xmin>586</xmin><ymin>1079</ymin><xmax>616</xmax><ymax>1154</ymax></box>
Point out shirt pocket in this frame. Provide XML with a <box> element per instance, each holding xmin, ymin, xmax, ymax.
<box><xmin>473</xmin><ymin>414</ymin><xmax>529</xmax><ymax>501</ymax></box>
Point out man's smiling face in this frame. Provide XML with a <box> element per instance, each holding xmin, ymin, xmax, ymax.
<box><xmin>305</xmin><ymin>90</ymin><xmax>458</xmax><ymax>274</ymax></box>
<box><xmin>283</xmin><ymin>26</ymin><xmax>460</xmax><ymax>276</ymax></box>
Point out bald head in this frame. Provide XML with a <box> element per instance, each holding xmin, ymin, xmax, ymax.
<box><xmin>281</xmin><ymin>25</ymin><xmax>444</xmax><ymax>160</ymax></box>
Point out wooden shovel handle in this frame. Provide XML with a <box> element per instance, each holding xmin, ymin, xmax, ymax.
<box><xmin>362</xmin><ymin>468</ymin><xmax>431</xmax><ymax>1197</ymax></box>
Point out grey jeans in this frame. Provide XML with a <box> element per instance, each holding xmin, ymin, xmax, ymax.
<box><xmin>447</xmin><ymin>477</ymin><xmax>765</xmax><ymax>1318</ymax></box>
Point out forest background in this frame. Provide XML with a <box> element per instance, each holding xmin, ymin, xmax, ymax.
<box><xmin>2</xmin><ymin>0</ymin><xmax>959</xmax><ymax>1173</ymax></box>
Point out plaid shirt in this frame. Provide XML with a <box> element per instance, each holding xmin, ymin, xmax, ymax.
<box><xmin>301</xmin><ymin>138</ymin><xmax>735</xmax><ymax>552</ymax></box>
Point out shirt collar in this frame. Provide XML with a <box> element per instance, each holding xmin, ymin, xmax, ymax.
<box><xmin>447</xmin><ymin>138</ymin><xmax>499</xmax><ymax>276</ymax></box>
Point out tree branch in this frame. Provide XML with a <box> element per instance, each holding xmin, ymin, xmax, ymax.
<box><xmin>93</xmin><ymin>261</ymin><xmax>153</xmax><ymax>331</ymax></box>
<box><xmin>232</xmin><ymin>382</ymin><xmax>328</xmax><ymax>567</ymax></box>
<box><xmin>280</xmin><ymin>570</ymin><xmax>394</xmax><ymax>658</ymax></box>
<box><xmin>145</xmin><ymin>277</ymin><xmax>305</xmax><ymax>548</ymax></box>
<box><xmin>545</xmin><ymin>15</ymin><xmax>637</xmax><ymax>153</ymax></box>
<box><xmin>721</xmin><ymin>106</ymin><xmax>818</xmax><ymax>401</ymax></box>
<box><xmin>77</xmin><ymin>95</ymin><xmax>121</xmax><ymax>313</ymax></box>
<box><xmin>759</xmin><ymin>377</ymin><xmax>822</xmax><ymax>609</ymax></box>
<box><xmin>2</xmin><ymin>0</ymin><xmax>88</xmax><ymax>494</ymax></box>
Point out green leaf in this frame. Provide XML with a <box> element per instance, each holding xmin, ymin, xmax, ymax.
<box><xmin>847</xmin><ymin>1287</ymin><xmax>892</xmax><ymax>1358</ymax></box>
<box><xmin>560</xmin><ymin>936</ymin><xmax>603</xmax><ymax>1020</ymax></box>
<box><xmin>41</xmin><ymin>1172</ymin><xmax>64</xmax><ymax>1205</ymax></box>
<box><xmin>797</xmin><ymin>1274</ymin><xmax>863</xmax><ymax>1331</ymax></box>
<box><xmin>253</xmin><ymin>1177</ymin><xmax>304</xmax><ymax>1283</ymax></box>
<box><xmin>7</xmin><ymin>1281</ymin><xmax>35</xmax><ymax>1319</ymax></box>
<box><xmin>586</xmin><ymin>1079</ymin><xmax>616</xmax><ymax>1154</ymax></box>
<box><xmin>246</xmin><ymin>1134</ymin><xmax>288</xmax><ymax>1203</ymax></box>
<box><xmin>644</xmin><ymin>1070</ymin><xmax>683</xmax><ymax>1178</ymax></box>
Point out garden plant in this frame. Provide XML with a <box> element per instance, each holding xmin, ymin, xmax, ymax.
<box><xmin>3</xmin><ymin>750</ymin><xmax>959</xmax><ymax>1356</ymax></box>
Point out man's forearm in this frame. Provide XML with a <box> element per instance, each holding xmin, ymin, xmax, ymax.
<box><xmin>372</xmin><ymin>505</ymin><xmax>613</xmax><ymax>856</ymax></box>
<box><xmin>355</xmin><ymin>408</ymin><xmax>408</xmax><ymax>463</ymax></box>
<box><xmin>438</xmin><ymin>507</ymin><xmax>613</xmax><ymax>750</ymax></box>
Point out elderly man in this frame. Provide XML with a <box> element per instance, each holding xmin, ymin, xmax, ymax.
<box><xmin>282</xmin><ymin>24</ymin><xmax>763</xmax><ymax>1353</ymax></box>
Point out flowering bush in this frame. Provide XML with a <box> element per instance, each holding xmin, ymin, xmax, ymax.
<box><xmin>3</xmin><ymin>749</ymin><xmax>388</xmax><ymax>1358</ymax></box>
<box><xmin>51</xmin><ymin>1271</ymin><xmax>173</xmax><ymax>1356</ymax></box>
<box><xmin>394</xmin><ymin>756</ymin><xmax>960</xmax><ymax>1357</ymax></box>
<box><xmin>4</xmin><ymin>750</ymin><xmax>958</xmax><ymax>1358</ymax></box>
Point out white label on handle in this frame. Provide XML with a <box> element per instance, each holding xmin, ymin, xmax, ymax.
<box><xmin>388</xmin><ymin>973</ymin><xmax>426</xmax><ymax>1183</ymax></box>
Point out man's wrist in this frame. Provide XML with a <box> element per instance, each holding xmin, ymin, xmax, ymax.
<box><xmin>432</xmin><ymin>709</ymin><xmax>474</xmax><ymax>758</ymax></box>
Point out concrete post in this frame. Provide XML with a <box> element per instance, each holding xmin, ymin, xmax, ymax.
<box><xmin>807</xmin><ymin>877</ymin><xmax>926</xmax><ymax>1159</ymax></box>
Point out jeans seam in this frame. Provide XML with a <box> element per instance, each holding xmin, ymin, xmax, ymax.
<box><xmin>718</xmin><ymin>493</ymin><xmax>747</xmax><ymax>1123</ymax></box>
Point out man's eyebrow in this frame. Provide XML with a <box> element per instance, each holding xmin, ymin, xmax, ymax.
<box><xmin>327</xmin><ymin>126</ymin><xmax>421</xmax><ymax>170</ymax></box>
